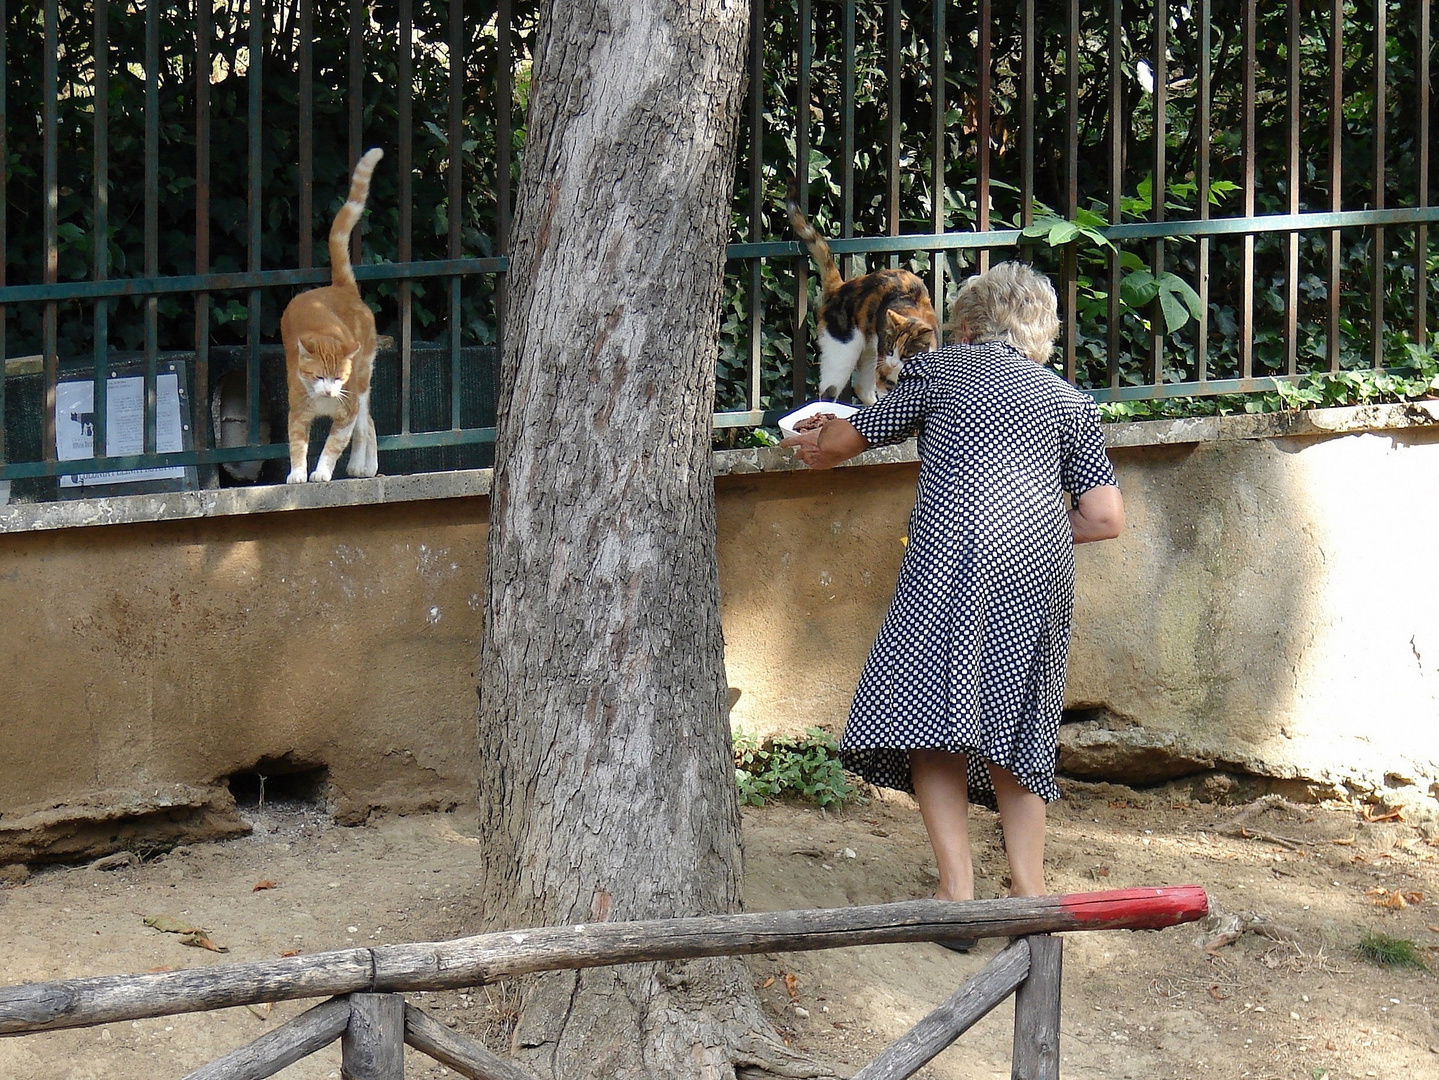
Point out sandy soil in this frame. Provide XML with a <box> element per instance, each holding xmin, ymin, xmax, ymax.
<box><xmin>1</xmin><ymin>784</ymin><xmax>1436</xmax><ymax>1080</ymax></box>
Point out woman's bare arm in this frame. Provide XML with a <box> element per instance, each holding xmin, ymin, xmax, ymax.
<box><xmin>1070</xmin><ymin>484</ymin><xmax>1124</xmax><ymax>543</ymax></box>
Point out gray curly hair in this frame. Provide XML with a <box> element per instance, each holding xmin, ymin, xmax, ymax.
<box><xmin>944</xmin><ymin>260</ymin><xmax>1060</xmax><ymax>364</ymax></box>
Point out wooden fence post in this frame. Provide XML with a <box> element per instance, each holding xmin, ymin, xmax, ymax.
<box><xmin>342</xmin><ymin>993</ymin><xmax>406</xmax><ymax>1080</ymax></box>
<box><xmin>1011</xmin><ymin>934</ymin><xmax>1062</xmax><ymax>1080</ymax></box>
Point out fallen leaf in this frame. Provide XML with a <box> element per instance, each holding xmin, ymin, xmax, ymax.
<box><xmin>1362</xmin><ymin>805</ymin><xmax>1404</xmax><ymax>823</ymax></box>
<box><xmin>1427</xmin><ymin>924</ymin><xmax>1439</xmax><ymax>933</ymax></box>
<box><xmin>1330</xmin><ymin>837</ymin><xmax>1354</xmax><ymax>845</ymax></box>
<box><xmin>1208</xmin><ymin>985</ymin><xmax>1230</xmax><ymax>1001</ymax></box>
<box><xmin>279</xmin><ymin>950</ymin><xmax>300</xmax><ymax>958</ymax></box>
<box><xmin>252</xmin><ymin>880</ymin><xmax>277</xmax><ymax>892</ymax></box>
<box><xmin>783</xmin><ymin>973</ymin><xmax>799</xmax><ymax>1000</ymax></box>
<box><xmin>1404</xmin><ymin>891</ymin><xmax>1425</xmax><ymax>904</ymax></box>
<box><xmin>147</xmin><ymin>966</ymin><xmax>175</xmax><ymax>973</ymax></box>
<box><xmin>180</xmin><ymin>933</ymin><xmax>230</xmax><ymax>953</ymax></box>
<box><xmin>1365</xmin><ymin>886</ymin><xmax>1389</xmax><ymax>897</ymax></box>
<box><xmin>759</xmin><ymin>976</ymin><xmax>775</xmax><ymax>989</ymax></box>
<box><xmin>790</xmin><ymin>848</ymin><xmax>824</xmax><ymax>859</ymax></box>
<box><xmin>143</xmin><ymin>915</ymin><xmax>205</xmax><ymax>935</ymax></box>
<box><xmin>244</xmin><ymin>1002</ymin><xmax>273</xmax><ymax>1020</ymax></box>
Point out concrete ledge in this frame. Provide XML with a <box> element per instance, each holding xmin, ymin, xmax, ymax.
<box><xmin>0</xmin><ymin>469</ymin><xmax>493</xmax><ymax>533</ymax></box>
<box><xmin>1101</xmin><ymin>399</ymin><xmax>1439</xmax><ymax>448</ymax></box>
<box><xmin>4</xmin><ymin>400</ymin><xmax>1437</xmax><ymax>534</ymax></box>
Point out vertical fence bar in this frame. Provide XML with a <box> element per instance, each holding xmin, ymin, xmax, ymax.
<box><xmin>1148</xmin><ymin>0</ymin><xmax>1167</xmax><ymax>387</ymax></box>
<box><xmin>886</xmin><ymin>0</ymin><xmax>900</xmax><ymax>270</ymax></box>
<box><xmin>448</xmin><ymin>0</ymin><xmax>463</xmax><ymax>430</ymax></box>
<box><xmin>398</xmin><ymin>0</ymin><xmax>413</xmax><ymax>435</ymax></box>
<box><xmin>144</xmin><ymin>0</ymin><xmax>161</xmax><ymax>455</ymax></box>
<box><xmin>747</xmin><ymin>0</ymin><xmax>764</xmax><ymax>411</ymax></box>
<box><xmin>247</xmin><ymin>0</ymin><xmax>264</xmax><ymax>441</ymax></box>
<box><xmin>349</xmin><ymin>0</ymin><xmax>364</xmax><ymax>268</ymax></box>
<box><xmin>298</xmin><ymin>0</ymin><xmax>314</xmax><ymax>269</ymax></box>
<box><xmin>1328</xmin><ymin>0</ymin><xmax>1343</xmax><ymax>372</ymax></box>
<box><xmin>1062</xmin><ymin>0</ymin><xmax>1079</xmax><ymax>382</ymax></box>
<box><xmin>497</xmin><ymin>0</ymin><xmax>513</xmax><ymax>357</ymax></box>
<box><xmin>0</xmin><ymin>0</ymin><xmax>7</xmax><ymax>468</ymax></box>
<box><xmin>194</xmin><ymin>0</ymin><xmax>212</xmax><ymax>452</ymax></box>
<box><xmin>842</xmin><ymin>0</ymin><xmax>856</xmax><ymax>275</ymax></box>
<box><xmin>1284</xmin><ymin>0</ymin><xmax>1300</xmax><ymax>375</ymax></box>
<box><xmin>977</xmin><ymin>0</ymin><xmax>992</xmax><ymax>274</ymax></box>
<box><xmin>931</xmin><ymin>0</ymin><xmax>945</xmax><ymax>317</ymax></box>
<box><xmin>497</xmin><ymin>0</ymin><xmax>513</xmax><ymax>256</ymax></box>
<box><xmin>1240</xmin><ymin>0</ymin><xmax>1255</xmax><ymax>380</ymax></box>
<box><xmin>793</xmin><ymin>0</ymin><xmax>812</xmax><ymax>402</ymax></box>
<box><xmin>1371</xmin><ymin>0</ymin><xmax>1387</xmax><ymax>369</ymax></box>
<box><xmin>1011</xmin><ymin>936</ymin><xmax>1063</xmax><ymax>1080</ymax></box>
<box><xmin>1196</xmin><ymin>0</ymin><xmax>1211</xmax><ymax>383</ymax></box>
<box><xmin>42</xmin><ymin>0</ymin><xmax>58</xmax><ymax>463</ymax></box>
<box><xmin>342</xmin><ymin>994</ymin><xmax>405</xmax><ymax>1079</ymax></box>
<box><xmin>1020</xmin><ymin>0</ymin><xmax>1034</xmax><ymax>230</ymax></box>
<box><xmin>1416</xmin><ymin>0</ymin><xmax>1431</xmax><ymax>346</ymax></box>
<box><xmin>93</xmin><ymin>0</ymin><xmax>110</xmax><ymax>459</ymax></box>
<box><xmin>1106</xmin><ymin>0</ymin><xmax>1122</xmax><ymax>387</ymax></box>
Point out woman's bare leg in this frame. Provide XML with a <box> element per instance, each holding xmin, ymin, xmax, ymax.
<box><xmin>909</xmin><ymin>749</ymin><xmax>974</xmax><ymax>901</ymax></box>
<box><xmin>989</xmin><ymin>765</ymin><xmax>1048</xmax><ymax>897</ymax></box>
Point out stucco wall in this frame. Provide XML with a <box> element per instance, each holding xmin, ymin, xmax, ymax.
<box><xmin>0</xmin><ymin>475</ymin><xmax>491</xmax><ymax>854</ymax></box>
<box><xmin>3</xmin><ymin>403</ymin><xmax>1438</xmax><ymax>862</ymax></box>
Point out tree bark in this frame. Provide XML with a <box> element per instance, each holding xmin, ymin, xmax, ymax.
<box><xmin>475</xmin><ymin>2</ymin><xmax>807</xmax><ymax>1078</ymax></box>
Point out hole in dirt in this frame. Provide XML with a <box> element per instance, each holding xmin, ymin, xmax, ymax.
<box><xmin>224</xmin><ymin>761</ymin><xmax>330</xmax><ymax>809</ymax></box>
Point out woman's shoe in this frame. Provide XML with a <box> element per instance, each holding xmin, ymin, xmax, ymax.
<box><xmin>937</xmin><ymin>936</ymin><xmax>978</xmax><ymax>953</ymax></box>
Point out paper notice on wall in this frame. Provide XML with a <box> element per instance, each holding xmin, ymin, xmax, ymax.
<box><xmin>56</xmin><ymin>374</ymin><xmax>187</xmax><ymax>488</ymax></box>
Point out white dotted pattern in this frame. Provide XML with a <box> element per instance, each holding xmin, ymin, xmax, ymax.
<box><xmin>841</xmin><ymin>341</ymin><xmax>1117</xmax><ymax>809</ymax></box>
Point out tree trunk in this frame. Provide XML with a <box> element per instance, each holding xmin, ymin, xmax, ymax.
<box><xmin>475</xmin><ymin>3</ymin><xmax>816</xmax><ymax>1079</ymax></box>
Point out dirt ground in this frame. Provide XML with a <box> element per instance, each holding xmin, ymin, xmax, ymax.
<box><xmin>1</xmin><ymin>783</ymin><xmax>1437</xmax><ymax>1080</ymax></box>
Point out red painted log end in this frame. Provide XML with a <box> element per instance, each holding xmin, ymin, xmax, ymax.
<box><xmin>1058</xmin><ymin>885</ymin><xmax>1210</xmax><ymax>930</ymax></box>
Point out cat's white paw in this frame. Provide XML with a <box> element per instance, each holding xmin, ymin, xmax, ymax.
<box><xmin>346</xmin><ymin>460</ymin><xmax>378</xmax><ymax>479</ymax></box>
<box><xmin>286</xmin><ymin>469</ymin><xmax>308</xmax><ymax>484</ymax></box>
<box><xmin>309</xmin><ymin>464</ymin><xmax>334</xmax><ymax>482</ymax></box>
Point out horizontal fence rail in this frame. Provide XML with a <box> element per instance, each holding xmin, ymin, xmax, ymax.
<box><xmin>0</xmin><ymin>887</ymin><xmax>1209</xmax><ymax>1080</ymax></box>
<box><xmin>0</xmin><ymin>888</ymin><xmax>1208</xmax><ymax>1036</ymax></box>
<box><xmin>2</xmin><ymin>0</ymin><xmax>1433</xmax><ymax>499</ymax></box>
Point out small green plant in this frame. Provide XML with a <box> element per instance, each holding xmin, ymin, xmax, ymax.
<box><xmin>733</xmin><ymin>727</ymin><xmax>856</xmax><ymax>808</ymax></box>
<box><xmin>1356</xmin><ymin>930</ymin><xmax>1429</xmax><ymax>970</ymax></box>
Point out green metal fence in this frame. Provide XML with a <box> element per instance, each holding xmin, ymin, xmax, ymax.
<box><xmin>2</xmin><ymin>1</ymin><xmax>1435</xmax><ymax>500</ymax></box>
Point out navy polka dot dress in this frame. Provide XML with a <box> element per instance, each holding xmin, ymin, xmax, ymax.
<box><xmin>840</xmin><ymin>341</ymin><xmax>1118</xmax><ymax>811</ymax></box>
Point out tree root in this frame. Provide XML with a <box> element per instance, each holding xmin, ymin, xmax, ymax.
<box><xmin>732</xmin><ymin>1030</ymin><xmax>850</xmax><ymax>1080</ymax></box>
<box><xmin>1194</xmin><ymin>909</ymin><xmax>1302</xmax><ymax>955</ymax></box>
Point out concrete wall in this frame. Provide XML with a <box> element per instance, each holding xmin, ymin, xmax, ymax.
<box><xmin>3</xmin><ymin>403</ymin><xmax>1438</xmax><ymax>862</ymax></box>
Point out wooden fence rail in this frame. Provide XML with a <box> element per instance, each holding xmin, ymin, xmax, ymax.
<box><xmin>0</xmin><ymin>886</ymin><xmax>1209</xmax><ymax>1080</ymax></box>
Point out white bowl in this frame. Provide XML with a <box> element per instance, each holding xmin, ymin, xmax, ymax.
<box><xmin>777</xmin><ymin>400</ymin><xmax>859</xmax><ymax>439</ymax></box>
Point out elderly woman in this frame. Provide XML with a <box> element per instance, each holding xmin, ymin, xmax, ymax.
<box><xmin>781</xmin><ymin>261</ymin><xmax>1123</xmax><ymax>946</ymax></box>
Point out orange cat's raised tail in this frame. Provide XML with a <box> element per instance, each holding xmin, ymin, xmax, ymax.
<box><xmin>282</xmin><ymin>147</ymin><xmax>384</xmax><ymax>484</ymax></box>
<box><xmin>328</xmin><ymin>148</ymin><xmax>383</xmax><ymax>293</ymax></box>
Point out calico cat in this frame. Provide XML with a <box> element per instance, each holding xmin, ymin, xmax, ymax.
<box><xmin>786</xmin><ymin>182</ymin><xmax>939</xmax><ymax>404</ymax></box>
<box><xmin>281</xmin><ymin>147</ymin><xmax>384</xmax><ymax>484</ymax></box>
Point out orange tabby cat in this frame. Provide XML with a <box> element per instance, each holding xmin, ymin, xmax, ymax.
<box><xmin>282</xmin><ymin>147</ymin><xmax>384</xmax><ymax>484</ymax></box>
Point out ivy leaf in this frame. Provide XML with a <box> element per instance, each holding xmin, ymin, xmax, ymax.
<box><xmin>1120</xmin><ymin>270</ymin><xmax>1159</xmax><ymax>308</ymax></box>
<box><xmin>1046</xmin><ymin>219</ymin><xmax>1082</xmax><ymax>246</ymax></box>
<box><xmin>1159</xmin><ymin>289</ymin><xmax>1190</xmax><ymax>334</ymax></box>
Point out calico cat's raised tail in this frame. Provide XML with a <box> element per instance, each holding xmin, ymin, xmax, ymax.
<box><xmin>281</xmin><ymin>147</ymin><xmax>384</xmax><ymax>484</ymax></box>
<box><xmin>786</xmin><ymin>179</ymin><xmax>938</xmax><ymax>404</ymax></box>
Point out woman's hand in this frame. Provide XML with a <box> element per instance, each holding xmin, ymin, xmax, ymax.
<box><xmin>779</xmin><ymin>417</ymin><xmax>869</xmax><ymax>469</ymax></box>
